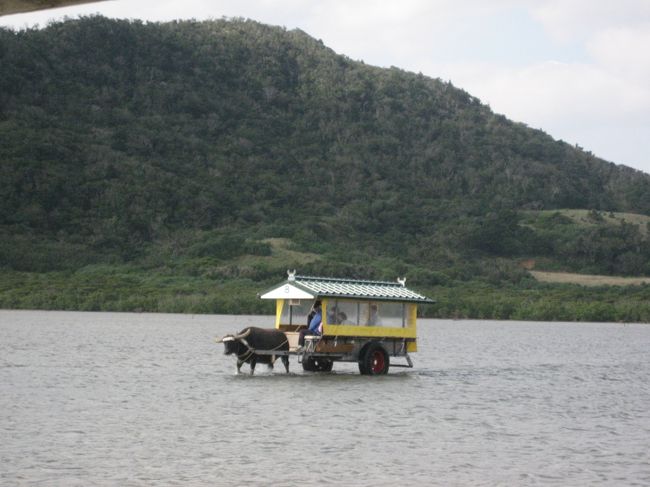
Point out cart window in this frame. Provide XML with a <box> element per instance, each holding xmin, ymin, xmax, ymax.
<box><xmin>280</xmin><ymin>299</ymin><xmax>314</xmax><ymax>326</ymax></box>
<box><xmin>326</xmin><ymin>300</ymin><xmax>407</xmax><ymax>327</ymax></box>
<box><xmin>326</xmin><ymin>300</ymin><xmax>359</xmax><ymax>325</ymax></box>
<box><xmin>361</xmin><ymin>302</ymin><xmax>406</xmax><ymax>327</ymax></box>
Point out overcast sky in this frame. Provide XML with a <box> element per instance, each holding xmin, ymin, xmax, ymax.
<box><xmin>2</xmin><ymin>0</ymin><xmax>649</xmax><ymax>174</ymax></box>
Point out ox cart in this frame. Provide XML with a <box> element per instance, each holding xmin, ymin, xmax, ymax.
<box><xmin>217</xmin><ymin>271</ymin><xmax>434</xmax><ymax>375</ymax></box>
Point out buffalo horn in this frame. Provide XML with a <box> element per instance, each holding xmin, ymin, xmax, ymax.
<box><xmin>233</xmin><ymin>328</ymin><xmax>252</xmax><ymax>340</ymax></box>
<box><xmin>215</xmin><ymin>335</ymin><xmax>235</xmax><ymax>343</ymax></box>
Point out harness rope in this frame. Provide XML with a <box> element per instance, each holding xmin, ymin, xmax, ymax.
<box><xmin>236</xmin><ymin>336</ymin><xmax>289</xmax><ymax>363</ymax></box>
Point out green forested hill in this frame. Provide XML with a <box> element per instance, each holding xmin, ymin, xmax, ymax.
<box><xmin>2</xmin><ymin>16</ymin><xmax>650</xmax><ymax>320</ymax></box>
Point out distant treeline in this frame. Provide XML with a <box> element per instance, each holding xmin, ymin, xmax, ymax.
<box><xmin>3</xmin><ymin>265</ymin><xmax>650</xmax><ymax>323</ymax></box>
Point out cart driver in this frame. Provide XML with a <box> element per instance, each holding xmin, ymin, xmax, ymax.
<box><xmin>297</xmin><ymin>300</ymin><xmax>322</xmax><ymax>350</ymax></box>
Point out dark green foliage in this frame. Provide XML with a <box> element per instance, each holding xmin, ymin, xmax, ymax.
<box><xmin>425</xmin><ymin>281</ymin><xmax>650</xmax><ymax>323</ymax></box>
<box><xmin>187</xmin><ymin>233</ymin><xmax>271</xmax><ymax>259</ymax></box>
<box><xmin>2</xmin><ymin>17</ymin><xmax>650</xmax><ymax>321</ymax></box>
<box><xmin>519</xmin><ymin>212</ymin><xmax>650</xmax><ymax>276</ymax></box>
<box><xmin>464</xmin><ymin>209</ymin><xmax>538</xmax><ymax>255</ymax></box>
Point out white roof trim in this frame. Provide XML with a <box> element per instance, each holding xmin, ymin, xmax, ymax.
<box><xmin>260</xmin><ymin>283</ymin><xmax>315</xmax><ymax>300</ymax></box>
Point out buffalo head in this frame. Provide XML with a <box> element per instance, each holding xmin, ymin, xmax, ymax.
<box><xmin>216</xmin><ymin>328</ymin><xmax>251</xmax><ymax>355</ymax></box>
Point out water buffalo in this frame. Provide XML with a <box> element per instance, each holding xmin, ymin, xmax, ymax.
<box><xmin>216</xmin><ymin>326</ymin><xmax>289</xmax><ymax>375</ymax></box>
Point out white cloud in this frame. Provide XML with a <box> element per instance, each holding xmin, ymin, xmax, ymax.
<box><xmin>587</xmin><ymin>25</ymin><xmax>650</xmax><ymax>83</ymax></box>
<box><xmin>532</xmin><ymin>0</ymin><xmax>650</xmax><ymax>42</ymax></box>
<box><xmin>450</xmin><ymin>61</ymin><xmax>650</xmax><ymax>125</ymax></box>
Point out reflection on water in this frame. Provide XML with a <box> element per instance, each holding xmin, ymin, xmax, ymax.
<box><xmin>1</xmin><ymin>310</ymin><xmax>650</xmax><ymax>485</ymax></box>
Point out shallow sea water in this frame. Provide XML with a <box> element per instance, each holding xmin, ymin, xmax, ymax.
<box><xmin>1</xmin><ymin>310</ymin><xmax>650</xmax><ymax>486</ymax></box>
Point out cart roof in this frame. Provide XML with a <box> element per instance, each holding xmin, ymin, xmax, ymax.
<box><xmin>259</xmin><ymin>272</ymin><xmax>435</xmax><ymax>303</ymax></box>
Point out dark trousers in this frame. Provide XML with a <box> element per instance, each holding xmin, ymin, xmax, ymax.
<box><xmin>298</xmin><ymin>329</ymin><xmax>317</xmax><ymax>346</ymax></box>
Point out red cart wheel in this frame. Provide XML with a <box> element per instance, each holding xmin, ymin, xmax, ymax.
<box><xmin>359</xmin><ymin>343</ymin><xmax>389</xmax><ymax>375</ymax></box>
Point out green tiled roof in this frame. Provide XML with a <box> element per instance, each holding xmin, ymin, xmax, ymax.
<box><xmin>287</xmin><ymin>274</ymin><xmax>435</xmax><ymax>303</ymax></box>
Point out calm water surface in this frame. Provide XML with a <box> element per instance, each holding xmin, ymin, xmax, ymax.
<box><xmin>1</xmin><ymin>310</ymin><xmax>649</xmax><ymax>486</ymax></box>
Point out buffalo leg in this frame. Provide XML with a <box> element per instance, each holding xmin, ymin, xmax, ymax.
<box><xmin>236</xmin><ymin>360</ymin><xmax>244</xmax><ymax>374</ymax></box>
<box><xmin>250</xmin><ymin>357</ymin><xmax>257</xmax><ymax>375</ymax></box>
<box><xmin>282</xmin><ymin>356</ymin><xmax>289</xmax><ymax>373</ymax></box>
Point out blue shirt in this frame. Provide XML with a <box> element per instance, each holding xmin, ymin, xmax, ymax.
<box><xmin>308</xmin><ymin>310</ymin><xmax>322</xmax><ymax>333</ymax></box>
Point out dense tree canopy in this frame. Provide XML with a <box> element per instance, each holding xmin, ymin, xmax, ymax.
<box><xmin>2</xmin><ymin>16</ymin><xmax>650</xmax><ymax>289</ymax></box>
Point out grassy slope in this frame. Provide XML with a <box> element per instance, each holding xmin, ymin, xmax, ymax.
<box><xmin>536</xmin><ymin>209</ymin><xmax>650</xmax><ymax>235</ymax></box>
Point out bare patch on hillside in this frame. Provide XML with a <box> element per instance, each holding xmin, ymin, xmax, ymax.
<box><xmin>531</xmin><ymin>270</ymin><xmax>650</xmax><ymax>287</ymax></box>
